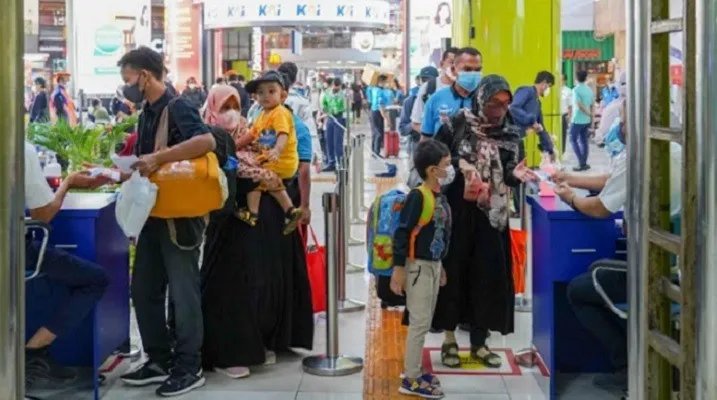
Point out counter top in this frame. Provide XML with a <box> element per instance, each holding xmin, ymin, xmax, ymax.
<box><xmin>527</xmin><ymin>193</ymin><xmax>624</xmax><ymax>221</ymax></box>
<box><xmin>60</xmin><ymin>192</ymin><xmax>117</xmax><ymax>212</ymax></box>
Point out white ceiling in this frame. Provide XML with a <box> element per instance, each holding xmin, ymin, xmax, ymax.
<box><xmin>562</xmin><ymin>0</ymin><xmax>595</xmax><ymax>31</ymax></box>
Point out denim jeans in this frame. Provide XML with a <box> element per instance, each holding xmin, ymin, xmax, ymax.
<box><xmin>566</xmin><ymin>262</ymin><xmax>627</xmax><ymax>370</ymax></box>
<box><xmin>325</xmin><ymin>115</ymin><xmax>345</xmax><ymax>167</ymax></box>
<box><xmin>370</xmin><ymin>110</ymin><xmax>385</xmax><ymax>156</ymax></box>
<box><xmin>570</xmin><ymin>123</ymin><xmax>591</xmax><ymax>168</ymax></box>
<box><xmin>25</xmin><ymin>239</ymin><xmax>109</xmax><ymax>337</ymax></box>
<box><xmin>132</xmin><ymin>218</ymin><xmax>204</xmax><ymax>371</ymax></box>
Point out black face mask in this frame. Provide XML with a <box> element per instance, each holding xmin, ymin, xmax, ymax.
<box><xmin>123</xmin><ymin>74</ymin><xmax>146</xmax><ymax>104</ymax></box>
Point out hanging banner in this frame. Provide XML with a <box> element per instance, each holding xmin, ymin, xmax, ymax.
<box><xmin>408</xmin><ymin>0</ymin><xmax>452</xmax><ymax>80</ymax></box>
<box><xmin>73</xmin><ymin>0</ymin><xmax>152</xmax><ymax>95</ymax></box>
<box><xmin>165</xmin><ymin>0</ymin><xmax>202</xmax><ymax>92</ymax></box>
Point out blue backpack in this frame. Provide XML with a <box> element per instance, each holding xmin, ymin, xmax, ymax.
<box><xmin>366</xmin><ymin>186</ymin><xmax>435</xmax><ymax>276</ymax></box>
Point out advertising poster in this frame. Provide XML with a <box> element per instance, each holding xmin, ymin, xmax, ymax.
<box><xmin>408</xmin><ymin>0</ymin><xmax>452</xmax><ymax>80</ymax></box>
<box><xmin>74</xmin><ymin>0</ymin><xmax>151</xmax><ymax>95</ymax></box>
<box><xmin>165</xmin><ymin>0</ymin><xmax>202</xmax><ymax>92</ymax></box>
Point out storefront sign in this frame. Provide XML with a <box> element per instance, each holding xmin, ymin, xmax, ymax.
<box><xmin>563</xmin><ymin>49</ymin><xmax>602</xmax><ymax>60</ymax></box>
<box><xmin>73</xmin><ymin>0</ymin><xmax>151</xmax><ymax>95</ymax></box>
<box><xmin>165</xmin><ymin>0</ymin><xmax>202</xmax><ymax>92</ymax></box>
<box><xmin>203</xmin><ymin>0</ymin><xmax>391</xmax><ymax>29</ymax></box>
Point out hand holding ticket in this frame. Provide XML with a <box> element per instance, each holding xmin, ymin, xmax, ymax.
<box><xmin>88</xmin><ymin>168</ymin><xmax>121</xmax><ymax>182</ymax></box>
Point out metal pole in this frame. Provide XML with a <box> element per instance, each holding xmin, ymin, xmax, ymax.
<box><xmin>695</xmin><ymin>0</ymin><xmax>717</xmax><ymax>397</ymax></box>
<box><xmin>351</xmin><ymin>135</ymin><xmax>367</xmax><ymax>224</ymax></box>
<box><xmin>346</xmin><ymin>143</ymin><xmax>364</xmax><ymax>247</ymax></box>
<box><xmin>302</xmin><ymin>193</ymin><xmax>364</xmax><ymax>376</ymax></box>
<box><xmin>359</xmin><ymin>133</ymin><xmax>369</xmax><ymax>211</ymax></box>
<box><xmin>337</xmin><ymin>162</ymin><xmax>365</xmax><ymax>310</ymax></box>
<box><xmin>0</xmin><ymin>0</ymin><xmax>26</xmax><ymax>398</ymax></box>
<box><xmin>626</xmin><ymin>0</ymin><xmax>649</xmax><ymax>398</ymax></box>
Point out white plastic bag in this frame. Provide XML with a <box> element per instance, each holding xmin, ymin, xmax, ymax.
<box><xmin>115</xmin><ymin>171</ymin><xmax>158</xmax><ymax>238</ymax></box>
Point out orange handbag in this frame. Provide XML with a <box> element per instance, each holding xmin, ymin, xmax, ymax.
<box><xmin>148</xmin><ymin>103</ymin><xmax>228</xmax><ymax>219</ymax></box>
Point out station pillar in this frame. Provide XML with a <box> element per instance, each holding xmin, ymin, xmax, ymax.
<box><xmin>452</xmin><ymin>0</ymin><xmax>562</xmax><ymax>165</ymax></box>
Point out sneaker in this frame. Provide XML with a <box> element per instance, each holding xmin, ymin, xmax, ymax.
<box><xmin>399</xmin><ymin>376</ymin><xmax>444</xmax><ymax>399</ymax></box>
<box><xmin>215</xmin><ymin>366</ymin><xmax>250</xmax><ymax>379</ymax></box>
<box><xmin>322</xmin><ymin>164</ymin><xmax>336</xmax><ymax>172</ymax></box>
<box><xmin>264</xmin><ymin>350</ymin><xmax>277</xmax><ymax>365</ymax></box>
<box><xmin>120</xmin><ymin>361</ymin><xmax>170</xmax><ymax>387</ymax></box>
<box><xmin>25</xmin><ymin>347</ymin><xmax>77</xmax><ymax>385</ymax></box>
<box><xmin>156</xmin><ymin>368</ymin><xmax>206</xmax><ymax>397</ymax></box>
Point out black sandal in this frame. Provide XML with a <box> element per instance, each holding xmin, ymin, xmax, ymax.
<box><xmin>236</xmin><ymin>208</ymin><xmax>259</xmax><ymax>227</ymax></box>
<box><xmin>441</xmin><ymin>342</ymin><xmax>461</xmax><ymax>368</ymax></box>
<box><xmin>470</xmin><ymin>345</ymin><xmax>502</xmax><ymax>368</ymax></box>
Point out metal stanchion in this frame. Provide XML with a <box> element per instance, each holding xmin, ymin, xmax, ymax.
<box><xmin>303</xmin><ymin>193</ymin><xmax>364</xmax><ymax>376</ymax></box>
<box><xmin>351</xmin><ymin>135</ymin><xmax>367</xmax><ymax>225</ymax></box>
<box><xmin>337</xmin><ymin>160</ymin><xmax>367</xmax><ymax>305</ymax></box>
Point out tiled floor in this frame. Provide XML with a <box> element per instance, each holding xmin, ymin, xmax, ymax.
<box><xmin>97</xmin><ymin>125</ymin><xmax>618</xmax><ymax>399</ymax></box>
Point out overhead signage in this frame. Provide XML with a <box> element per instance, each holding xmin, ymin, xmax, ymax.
<box><xmin>353</xmin><ymin>31</ymin><xmax>375</xmax><ymax>53</ymax></box>
<box><xmin>203</xmin><ymin>0</ymin><xmax>391</xmax><ymax>29</ymax></box>
<box><xmin>562</xmin><ymin>49</ymin><xmax>602</xmax><ymax>60</ymax></box>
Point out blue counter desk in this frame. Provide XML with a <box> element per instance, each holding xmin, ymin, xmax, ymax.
<box><xmin>528</xmin><ymin>195</ymin><xmax>624</xmax><ymax>398</ymax></box>
<box><xmin>25</xmin><ymin>193</ymin><xmax>130</xmax><ymax>400</ymax></box>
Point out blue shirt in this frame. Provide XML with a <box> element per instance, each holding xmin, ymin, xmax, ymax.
<box><xmin>509</xmin><ymin>86</ymin><xmax>555</xmax><ymax>154</ymax></box>
<box><xmin>294</xmin><ymin>114</ymin><xmax>312</xmax><ymax>163</ymax></box>
<box><xmin>420</xmin><ymin>87</ymin><xmax>472</xmax><ymax>136</ymax></box>
<box><xmin>369</xmin><ymin>86</ymin><xmax>388</xmax><ymax>111</ymax></box>
<box><xmin>572</xmin><ymin>83</ymin><xmax>595</xmax><ymax>125</ymax></box>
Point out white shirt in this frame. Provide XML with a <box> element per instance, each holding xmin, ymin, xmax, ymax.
<box><xmin>285</xmin><ymin>87</ymin><xmax>318</xmax><ymax>136</ymax></box>
<box><xmin>410</xmin><ymin>78</ymin><xmax>452</xmax><ymax>125</ymax></box>
<box><xmin>25</xmin><ymin>142</ymin><xmax>55</xmax><ymax>210</ymax></box>
<box><xmin>595</xmin><ymin>98</ymin><xmax>624</xmax><ymax>141</ymax></box>
<box><xmin>560</xmin><ymin>86</ymin><xmax>572</xmax><ymax>115</ymax></box>
<box><xmin>598</xmin><ymin>153</ymin><xmax>627</xmax><ymax>213</ymax></box>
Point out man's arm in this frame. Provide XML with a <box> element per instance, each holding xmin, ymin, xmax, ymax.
<box><xmin>565</xmin><ymin>173</ymin><xmax>610</xmax><ymax>191</ymax></box>
<box><xmin>508</xmin><ymin>88</ymin><xmax>536</xmax><ymax>127</ymax></box>
<box><xmin>410</xmin><ymin>83</ymin><xmax>428</xmax><ymax>133</ymax></box>
<box><xmin>420</xmin><ymin>95</ymin><xmax>436</xmax><ymax>137</ymax></box>
<box><xmin>29</xmin><ymin>176</ymin><xmax>72</xmax><ymax>224</ymax></box>
<box><xmin>574</xmin><ymin>91</ymin><xmax>592</xmax><ymax>116</ymax></box>
<box><xmin>570</xmin><ymin>196</ymin><xmax>613</xmax><ymax>219</ymax></box>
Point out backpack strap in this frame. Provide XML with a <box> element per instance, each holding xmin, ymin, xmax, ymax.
<box><xmin>154</xmin><ymin>98</ymin><xmax>178</xmax><ymax>152</ymax></box>
<box><xmin>408</xmin><ymin>185</ymin><xmax>436</xmax><ymax>261</ymax></box>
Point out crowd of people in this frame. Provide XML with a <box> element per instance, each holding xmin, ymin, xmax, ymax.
<box><xmin>21</xmin><ymin>41</ymin><xmax>631</xmax><ymax>399</ymax></box>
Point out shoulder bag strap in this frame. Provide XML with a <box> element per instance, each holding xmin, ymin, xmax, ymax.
<box><xmin>154</xmin><ymin>99</ymin><xmax>176</xmax><ymax>152</ymax></box>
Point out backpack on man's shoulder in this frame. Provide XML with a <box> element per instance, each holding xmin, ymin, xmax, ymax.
<box><xmin>422</xmin><ymin>78</ymin><xmax>438</xmax><ymax>103</ymax></box>
<box><xmin>366</xmin><ymin>185</ymin><xmax>435</xmax><ymax>276</ymax></box>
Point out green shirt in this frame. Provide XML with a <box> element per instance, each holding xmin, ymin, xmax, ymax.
<box><xmin>322</xmin><ymin>90</ymin><xmax>346</xmax><ymax>116</ymax></box>
<box><xmin>571</xmin><ymin>83</ymin><xmax>594</xmax><ymax>125</ymax></box>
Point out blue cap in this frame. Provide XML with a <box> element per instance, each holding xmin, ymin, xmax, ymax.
<box><xmin>419</xmin><ymin>66</ymin><xmax>439</xmax><ymax>79</ymax></box>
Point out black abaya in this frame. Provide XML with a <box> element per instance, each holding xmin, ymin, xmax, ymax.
<box><xmin>201</xmin><ymin>181</ymin><xmax>314</xmax><ymax>369</ymax></box>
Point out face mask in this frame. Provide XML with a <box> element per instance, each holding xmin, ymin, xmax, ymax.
<box><xmin>218</xmin><ymin>109</ymin><xmax>242</xmax><ymax>131</ymax></box>
<box><xmin>456</xmin><ymin>71</ymin><xmax>482</xmax><ymax>93</ymax></box>
<box><xmin>444</xmin><ymin>68</ymin><xmax>456</xmax><ymax>81</ymax></box>
<box><xmin>188</xmin><ymin>84</ymin><xmax>197</xmax><ymax>90</ymax></box>
<box><xmin>123</xmin><ymin>75</ymin><xmax>145</xmax><ymax>104</ymax></box>
<box><xmin>604</xmin><ymin>120</ymin><xmax>626</xmax><ymax>158</ymax></box>
<box><xmin>543</xmin><ymin>87</ymin><xmax>551</xmax><ymax>97</ymax></box>
<box><xmin>438</xmin><ymin>165</ymin><xmax>456</xmax><ymax>186</ymax></box>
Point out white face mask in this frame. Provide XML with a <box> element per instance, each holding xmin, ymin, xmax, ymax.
<box><xmin>444</xmin><ymin>67</ymin><xmax>455</xmax><ymax>81</ymax></box>
<box><xmin>188</xmin><ymin>84</ymin><xmax>197</xmax><ymax>90</ymax></box>
<box><xmin>218</xmin><ymin>109</ymin><xmax>242</xmax><ymax>131</ymax></box>
<box><xmin>438</xmin><ymin>165</ymin><xmax>456</xmax><ymax>186</ymax></box>
<box><xmin>543</xmin><ymin>87</ymin><xmax>551</xmax><ymax>97</ymax></box>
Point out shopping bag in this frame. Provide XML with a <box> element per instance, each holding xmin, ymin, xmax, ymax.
<box><xmin>302</xmin><ymin>226</ymin><xmax>327</xmax><ymax>314</ymax></box>
<box><xmin>510</xmin><ymin>228</ymin><xmax>527</xmax><ymax>295</ymax></box>
<box><xmin>115</xmin><ymin>171</ymin><xmax>158</xmax><ymax>238</ymax></box>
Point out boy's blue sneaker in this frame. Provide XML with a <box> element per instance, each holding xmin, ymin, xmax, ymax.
<box><xmin>399</xmin><ymin>376</ymin><xmax>444</xmax><ymax>399</ymax></box>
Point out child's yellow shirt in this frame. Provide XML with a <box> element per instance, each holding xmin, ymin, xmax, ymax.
<box><xmin>251</xmin><ymin>105</ymin><xmax>298</xmax><ymax>179</ymax></box>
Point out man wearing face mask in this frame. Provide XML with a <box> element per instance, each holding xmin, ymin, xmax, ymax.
<box><xmin>552</xmin><ymin>105</ymin><xmax>628</xmax><ymax>392</ymax></box>
<box><xmin>113</xmin><ymin>47</ymin><xmax>216</xmax><ymax>397</ymax></box>
<box><xmin>181</xmin><ymin>77</ymin><xmax>207</xmax><ymax>110</ymax></box>
<box><xmin>419</xmin><ymin>47</ymin><xmax>482</xmax><ymax>140</ymax></box>
<box><xmin>410</xmin><ymin>47</ymin><xmax>458</xmax><ymax>134</ymax></box>
<box><xmin>510</xmin><ymin>71</ymin><xmax>556</xmax><ymax>160</ymax></box>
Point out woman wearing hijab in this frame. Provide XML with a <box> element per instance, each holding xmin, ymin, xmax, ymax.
<box><xmin>432</xmin><ymin>75</ymin><xmax>539</xmax><ymax>368</ymax></box>
<box><xmin>199</xmin><ymin>85</ymin><xmax>314</xmax><ymax>379</ymax></box>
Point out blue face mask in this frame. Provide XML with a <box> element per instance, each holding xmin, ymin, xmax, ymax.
<box><xmin>604</xmin><ymin>120</ymin><xmax>625</xmax><ymax>158</ymax></box>
<box><xmin>456</xmin><ymin>71</ymin><xmax>482</xmax><ymax>93</ymax></box>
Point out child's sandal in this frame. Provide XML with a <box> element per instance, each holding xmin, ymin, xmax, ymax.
<box><xmin>282</xmin><ymin>208</ymin><xmax>302</xmax><ymax>235</ymax></box>
<box><xmin>236</xmin><ymin>208</ymin><xmax>259</xmax><ymax>227</ymax></box>
<box><xmin>399</xmin><ymin>376</ymin><xmax>444</xmax><ymax>399</ymax></box>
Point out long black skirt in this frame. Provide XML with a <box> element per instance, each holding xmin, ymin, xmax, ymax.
<box><xmin>432</xmin><ymin>175</ymin><xmax>515</xmax><ymax>336</ymax></box>
<box><xmin>201</xmin><ymin>183</ymin><xmax>314</xmax><ymax>369</ymax></box>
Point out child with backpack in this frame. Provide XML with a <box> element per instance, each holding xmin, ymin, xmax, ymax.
<box><xmin>390</xmin><ymin>140</ymin><xmax>454</xmax><ymax>398</ymax></box>
<box><xmin>235</xmin><ymin>70</ymin><xmax>303</xmax><ymax>234</ymax></box>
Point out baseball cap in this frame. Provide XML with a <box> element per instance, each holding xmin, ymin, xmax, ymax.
<box><xmin>245</xmin><ymin>70</ymin><xmax>288</xmax><ymax>94</ymax></box>
<box><xmin>419</xmin><ymin>66</ymin><xmax>439</xmax><ymax>79</ymax></box>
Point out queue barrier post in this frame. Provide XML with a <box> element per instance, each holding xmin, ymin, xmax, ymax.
<box><xmin>337</xmin><ymin>160</ymin><xmax>366</xmax><ymax>310</ymax></box>
<box><xmin>302</xmin><ymin>192</ymin><xmax>364</xmax><ymax>376</ymax></box>
<box><xmin>350</xmin><ymin>135</ymin><xmax>367</xmax><ymax>225</ymax></box>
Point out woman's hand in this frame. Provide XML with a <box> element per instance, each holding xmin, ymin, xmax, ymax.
<box><xmin>512</xmin><ymin>159</ymin><xmax>539</xmax><ymax>182</ymax></box>
<box><xmin>390</xmin><ymin>267</ymin><xmax>406</xmax><ymax>296</ymax></box>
